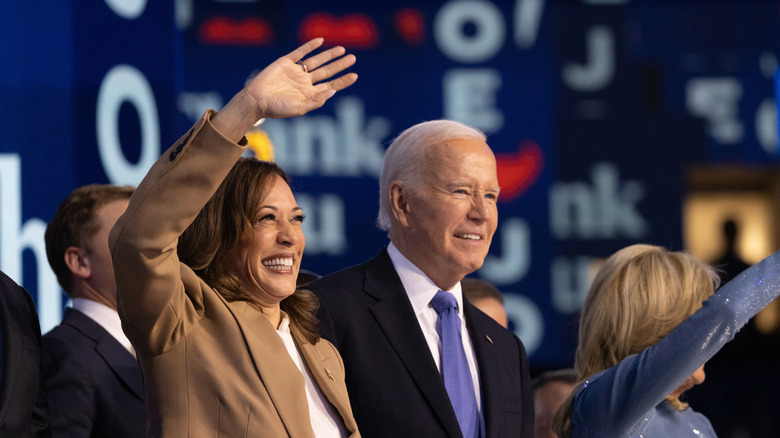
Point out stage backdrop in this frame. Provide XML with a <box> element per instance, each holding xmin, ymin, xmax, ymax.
<box><xmin>1</xmin><ymin>0</ymin><xmax>778</xmax><ymax>370</ymax></box>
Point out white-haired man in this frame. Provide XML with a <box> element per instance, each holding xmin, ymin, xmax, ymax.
<box><xmin>306</xmin><ymin>120</ymin><xmax>533</xmax><ymax>437</ymax></box>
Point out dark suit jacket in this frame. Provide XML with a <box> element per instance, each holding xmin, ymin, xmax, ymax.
<box><xmin>0</xmin><ymin>270</ymin><xmax>49</xmax><ymax>437</ymax></box>
<box><xmin>40</xmin><ymin>308</ymin><xmax>146</xmax><ymax>437</ymax></box>
<box><xmin>306</xmin><ymin>248</ymin><xmax>534</xmax><ymax>438</ymax></box>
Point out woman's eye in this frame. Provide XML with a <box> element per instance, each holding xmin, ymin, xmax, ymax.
<box><xmin>257</xmin><ymin>214</ymin><xmax>275</xmax><ymax>222</ymax></box>
<box><xmin>292</xmin><ymin>215</ymin><xmax>305</xmax><ymax>223</ymax></box>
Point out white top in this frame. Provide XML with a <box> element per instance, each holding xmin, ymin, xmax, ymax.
<box><xmin>276</xmin><ymin>312</ymin><xmax>348</xmax><ymax>438</ymax></box>
<box><xmin>72</xmin><ymin>297</ymin><xmax>135</xmax><ymax>357</ymax></box>
<box><xmin>387</xmin><ymin>242</ymin><xmax>483</xmax><ymax>411</ymax></box>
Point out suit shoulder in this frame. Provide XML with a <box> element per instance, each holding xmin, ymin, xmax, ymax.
<box><xmin>0</xmin><ymin>271</ymin><xmax>38</xmax><ymax>317</ymax></box>
<box><xmin>305</xmin><ymin>262</ymin><xmax>367</xmax><ymax>295</ymax></box>
<box><xmin>43</xmin><ymin>321</ymin><xmax>90</xmax><ymax>343</ymax></box>
<box><xmin>306</xmin><ymin>248</ymin><xmax>393</xmax><ymax>295</ymax></box>
<box><xmin>0</xmin><ymin>273</ymin><xmax>42</xmax><ymax>353</ymax></box>
<box><xmin>42</xmin><ymin>324</ymin><xmax>99</xmax><ymax>361</ymax></box>
<box><xmin>43</xmin><ymin>311</ymin><xmax>113</xmax><ymax>358</ymax></box>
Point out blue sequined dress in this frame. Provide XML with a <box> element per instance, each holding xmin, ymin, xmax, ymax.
<box><xmin>569</xmin><ymin>251</ymin><xmax>780</xmax><ymax>437</ymax></box>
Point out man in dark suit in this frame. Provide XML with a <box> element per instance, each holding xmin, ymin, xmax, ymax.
<box><xmin>306</xmin><ymin>120</ymin><xmax>534</xmax><ymax>437</ymax></box>
<box><xmin>0</xmin><ymin>270</ymin><xmax>49</xmax><ymax>437</ymax></box>
<box><xmin>40</xmin><ymin>185</ymin><xmax>145</xmax><ymax>437</ymax></box>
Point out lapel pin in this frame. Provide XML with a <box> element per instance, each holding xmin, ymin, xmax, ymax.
<box><xmin>325</xmin><ymin>367</ymin><xmax>335</xmax><ymax>381</ymax></box>
<box><xmin>485</xmin><ymin>334</ymin><xmax>493</xmax><ymax>344</ymax></box>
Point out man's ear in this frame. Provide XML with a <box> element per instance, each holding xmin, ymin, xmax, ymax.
<box><xmin>64</xmin><ymin>246</ymin><xmax>91</xmax><ymax>280</ymax></box>
<box><xmin>389</xmin><ymin>181</ymin><xmax>411</xmax><ymax>228</ymax></box>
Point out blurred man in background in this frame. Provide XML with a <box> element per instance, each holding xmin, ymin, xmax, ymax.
<box><xmin>461</xmin><ymin>277</ymin><xmax>508</xmax><ymax>329</ymax></box>
<box><xmin>533</xmin><ymin>369</ymin><xmax>577</xmax><ymax>438</ymax></box>
<box><xmin>40</xmin><ymin>185</ymin><xmax>145</xmax><ymax>437</ymax></box>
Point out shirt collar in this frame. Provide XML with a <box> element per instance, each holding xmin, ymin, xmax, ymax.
<box><xmin>71</xmin><ymin>297</ymin><xmax>135</xmax><ymax>355</ymax></box>
<box><xmin>387</xmin><ymin>242</ymin><xmax>465</xmax><ymax>319</ymax></box>
<box><xmin>276</xmin><ymin>310</ymin><xmax>291</xmax><ymax>334</ymax></box>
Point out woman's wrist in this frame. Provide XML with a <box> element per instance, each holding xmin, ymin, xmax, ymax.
<box><xmin>212</xmin><ymin>88</ymin><xmax>265</xmax><ymax>144</ymax></box>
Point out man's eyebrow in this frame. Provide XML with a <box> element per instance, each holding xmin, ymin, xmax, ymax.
<box><xmin>446</xmin><ymin>179</ymin><xmax>475</xmax><ymax>187</ymax></box>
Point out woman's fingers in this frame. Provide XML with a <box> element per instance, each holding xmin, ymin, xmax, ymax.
<box><xmin>308</xmin><ymin>53</ymin><xmax>357</xmax><ymax>85</ymax></box>
<box><xmin>244</xmin><ymin>38</ymin><xmax>357</xmax><ymax>119</ymax></box>
<box><xmin>290</xmin><ymin>40</ymin><xmax>357</xmax><ymax>86</ymax></box>
<box><xmin>298</xmin><ymin>45</ymin><xmax>346</xmax><ymax>73</ymax></box>
<box><xmin>320</xmin><ymin>72</ymin><xmax>359</xmax><ymax>93</ymax></box>
<box><xmin>285</xmin><ymin>38</ymin><xmax>325</xmax><ymax>64</ymax></box>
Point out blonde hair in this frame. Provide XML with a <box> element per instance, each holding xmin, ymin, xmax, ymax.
<box><xmin>553</xmin><ymin>244</ymin><xmax>719</xmax><ymax>437</ymax></box>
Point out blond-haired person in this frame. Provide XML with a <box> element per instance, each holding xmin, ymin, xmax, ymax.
<box><xmin>553</xmin><ymin>244</ymin><xmax>780</xmax><ymax>437</ymax></box>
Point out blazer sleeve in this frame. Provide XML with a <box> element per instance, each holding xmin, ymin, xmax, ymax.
<box><xmin>109</xmin><ymin>110</ymin><xmax>246</xmax><ymax>355</ymax></box>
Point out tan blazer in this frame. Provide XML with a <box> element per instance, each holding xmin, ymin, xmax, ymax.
<box><xmin>109</xmin><ymin>111</ymin><xmax>359</xmax><ymax>438</ymax></box>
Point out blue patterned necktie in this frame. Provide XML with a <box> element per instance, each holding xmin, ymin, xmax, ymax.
<box><xmin>430</xmin><ymin>290</ymin><xmax>480</xmax><ymax>438</ymax></box>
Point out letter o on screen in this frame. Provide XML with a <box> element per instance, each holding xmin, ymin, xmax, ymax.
<box><xmin>96</xmin><ymin>65</ymin><xmax>160</xmax><ymax>186</ymax></box>
<box><xmin>105</xmin><ymin>0</ymin><xmax>147</xmax><ymax>20</ymax></box>
<box><xmin>434</xmin><ymin>0</ymin><xmax>506</xmax><ymax>63</ymax></box>
<box><xmin>504</xmin><ymin>294</ymin><xmax>544</xmax><ymax>356</ymax></box>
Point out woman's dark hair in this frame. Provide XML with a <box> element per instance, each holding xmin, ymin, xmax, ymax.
<box><xmin>179</xmin><ymin>157</ymin><xmax>320</xmax><ymax>344</ymax></box>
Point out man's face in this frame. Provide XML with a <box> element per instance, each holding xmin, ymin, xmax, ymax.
<box><xmin>534</xmin><ymin>380</ymin><xmax>576</xmax><ymax>438</ymax></box>
<box><xmin>85</xmin><ymin>199</ymin><xmax>129</xmax><ymax>307</ymax></box>
<box><xmin>399</xmin><ymin>138</ymin><xmax>499</xmax><ymax>289</ymax></box>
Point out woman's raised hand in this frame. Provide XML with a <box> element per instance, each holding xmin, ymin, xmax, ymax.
<box><xmin>246</xmin><ymin>38</ymin><xmax>358</xmax><ymax>120</ymax></box>
<box><xmin>212</xmin><ymin>38</ymin><xmax>356</xmax><ymax>143</ymax></box>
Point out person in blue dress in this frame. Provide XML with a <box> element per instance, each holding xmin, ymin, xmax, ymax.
<box><xmin>553</xmin><ymin>243</ymin><xmax>780</xmax><ymax>437</ymax></box>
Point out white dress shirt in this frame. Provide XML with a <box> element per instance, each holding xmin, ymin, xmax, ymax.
<box><xmin>71</xmin><ymin>297</ymin><xmax>135</xmax><ymax>356</ymax></box>
<box><xmin>386</xmin><ymin>242</ymin><xmax>483</xmax><ymax>411</ymax></box>
<box><xmin>276</xmin><ymin>312</ymin><xmax>348</xmax><ymax>438</ymax></box>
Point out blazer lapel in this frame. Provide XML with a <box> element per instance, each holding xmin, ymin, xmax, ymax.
<box><xmin>294</xmin><ymin>332</ymin><xmax>356</xmax><ymax>435</ymax></box>
<box><xmin>464</xmin><ymin>302</ymin><xmax>502</xmax><ymax>438</ymax></box>
<box><xmin>364</xmin><ymin>250</ymin><xmax>462</xmax><ymax>437</ymax></box>
<box><xmin>95</xmin><ymin>338</ymin><xmax>144</xmax><ymax>399</ymax></box>
<box><xmin>224</xmin><ymin>300</ymin><xmax>312</xmax><ymax>438</ymax></box>
<box><xmin>65</xmin><ymin>309</ymin><xmax>145</xmax><ymax>400</ymax></box>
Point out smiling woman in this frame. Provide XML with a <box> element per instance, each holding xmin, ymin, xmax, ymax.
<box><xmin>179</xmin><ymin>160</ymin><xmax>314</xmax><ymax>339</ymax></box>
<box><xmin>108</xmin><ymin>39</ymin><xmax>359</xmax><ymax>437</ymax></box>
